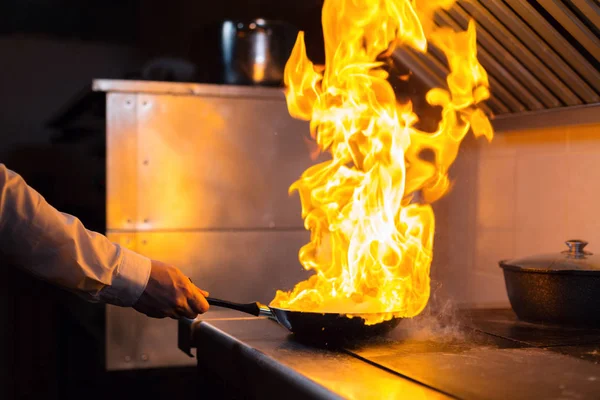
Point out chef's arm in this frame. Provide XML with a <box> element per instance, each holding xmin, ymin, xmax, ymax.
<box><xmin>0</xmin><ymin>164</ymin><xmax>209</xmax><ymax>317</ymax></box>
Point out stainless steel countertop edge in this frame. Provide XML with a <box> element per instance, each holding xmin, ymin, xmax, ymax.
<box><xmin>93</xmin><ymin>79</ymin><xmax>286</xmax><ymax>99</ymax></box>
<box><xmin>191</xmin><ymin>321</ymin><xmax>343</xmax><ymax>400</ymax></box>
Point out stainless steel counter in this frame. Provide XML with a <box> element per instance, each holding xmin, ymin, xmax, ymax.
<box><xmin>179</xmin><ymin>309</ymin><xmax>450</xmax><ymax>399</ymax></box>
<box><xmin>180</xmin><ymin>309</ymin><xmax>600</xmax><ymax>399</ymax></box>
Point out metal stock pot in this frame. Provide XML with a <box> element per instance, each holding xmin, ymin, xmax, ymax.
<box><xmin>219</xmin><ymin>19</ymin><xmax>297</xmax><ymax>86</ymax></box>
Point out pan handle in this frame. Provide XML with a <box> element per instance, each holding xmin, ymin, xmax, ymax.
<box><xmin>206</xmin><ymin>297</ymin><xmax>264</xmax><ymax>317</ymax></box>
<box><xmin>187</xmin><ymin>277</ymin><xmax>271</xmax><ymax>318</ymax></box>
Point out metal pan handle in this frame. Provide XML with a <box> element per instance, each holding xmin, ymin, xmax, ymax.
<box><xmin>206</xmin><ymin>297</ymin><xmax>262</xmax><ymax>317</ymax></box>
<box><xmin>186</xmin><ymin>278</ymin><xmax>271</xmax><ymax>318</ymax></box>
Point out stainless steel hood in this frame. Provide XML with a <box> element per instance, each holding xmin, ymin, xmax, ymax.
<box><xmin>393</xmin><ymin>0</ymin><xmax>600</xmax><ymax>128</ymax></box>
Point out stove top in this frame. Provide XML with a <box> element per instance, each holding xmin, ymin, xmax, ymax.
<box><xmin>180</xmin><ymin>308</ymin><xmax>600</xmax><ymax>399</ymax></box>
<box><xmin>465</xmin><ymin>308</ymin><xmax>600</xmax><ymax>350</ymax></box>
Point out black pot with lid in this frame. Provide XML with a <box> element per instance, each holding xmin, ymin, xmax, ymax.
<box><xmin>499</xmin><ymin>240</ymin><xmax>600</xmax><ymax>327</ymax></box>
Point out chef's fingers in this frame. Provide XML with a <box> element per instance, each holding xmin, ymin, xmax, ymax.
<box><xmin>187</xmin><ymin>277</ymin><xmax>209</xmax><ymax>298</ymax></box>
<box><xmin>175</xmin><ymin>304</ymin><xmax>197</xmax><ymax>319</ymax></box>
<box><xmin>188</xmin><ymin>285</ymin><xmax>210</xmax><ymax>314</ymax></box>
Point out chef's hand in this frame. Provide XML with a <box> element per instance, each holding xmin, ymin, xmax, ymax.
<box><xmin>133</xmin><ymin>260</ymin><xmax>210</xmax><ymax>319</ymax></box>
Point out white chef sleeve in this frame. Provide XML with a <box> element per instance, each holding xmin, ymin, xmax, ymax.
<box><xmin>0</xmin><ymin>164</ymin><xmax>151</xmax><ymax>307</ymax></box>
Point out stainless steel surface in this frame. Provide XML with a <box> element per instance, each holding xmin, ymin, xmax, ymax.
<box><xmin>436</xmin><ymin>10</ymin><xmax>546</xmax><ymax>111</ymax></box>
<box><xmin>479</xmin><ymin>0</ymin><xmax>599</xmax><ymax>102</ymax></box>
<box><xmin>94</xmin><ymin>79</ymin><xmax>287</xmax><ymax>99</ymax></box>
<box><xmin>395</xmin><ymin>47</ymin><xmax>504</xmax><ymax>114</ymax></box>
<box><xmin>104</xmin><ymin>82</ymin><xmax>319</xmax><ymax>231</ymax></box>
<box><xmin>447</xmin><ymin>5</ymin><xmax>564</xmax><ymax>108</ymax></box>
<box><xmin>220</xmin><ymin>19</ymin><xmax>297</xmax><ymax>86</ymax></box>
<box><xmin>503</xmin><ymin>0</ymin><xmax>600</xmax><ymax>93</ymax></box>
<box><xmin>105</xmin><ymin>230</ymin><xmax>311</xmax><ymax>370</ymax></box>
<box><xmin>101</xmin><ymin>81</ymin><xmax>322</xmax><ymax>370</ymax></box>
<box><xmin>364</xmin><ymin>347</ymin><xmax>600</xmax><ymax>400</ymax></box>
<box><xmin>538</xmin><ymin>0</ymin><xmax>600</xmax><ymax>63</ymax></box>
<box><xmin>392</xmin><ymin>0</ymin><xmax>600</xmax><ymax>116</ymax></box>
<box><xmin>573</xmin><ymin>0</ymin><xmax>600</xmax><ymax>30</ymax></box>
<box><xmin>459</xmin><ymin>0</ymin><xmax>581</xmax><ymax>107</ymax></box>
<box><xmin>108</xmin><ymin>92</ymin><xmax>324</xmax><ymax>231</ymax></box>
<box><xmin>491</xmin><ymin>104</ymin><xmax>600</xmax><ymax>132</ymax></box>
<box><xmin>106</xmin><ymin>93</ymin><xmax>139</xmax><ymax>231</ymax></box>
<box><xmin>187</xmin><ymin>308</ymin><xmax>600</xmax><ymax>399</ymax></box>
<box><xmin>563</xmin><ymin>240</ymin><xmax>591</xmax><ymax>257</ymax></box>
<box><xmin>190</xmin><ymin>313</ymin><xmax>451</xmax><ymax>399</ymax></box>
<box><xmin>344</xmin><ymin>328</ymin><xmax>598</xmax><ymax>400</ymax></box>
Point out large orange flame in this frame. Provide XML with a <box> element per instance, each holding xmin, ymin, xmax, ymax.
<box><xmin>271</xmin><ymin>0</ymin><xmax>493</xmax><ymax>324</ymax></box>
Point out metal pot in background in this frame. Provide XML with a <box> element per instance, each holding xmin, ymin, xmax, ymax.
<box><xmin>220</xmin><ymin>19</ymin><xmax>298</xmax><ymax>86</ymax></box>
<box><xmin>499</xmin><ymin>240</ymin><xmax>600</xmax><ymax>327</ymax></box>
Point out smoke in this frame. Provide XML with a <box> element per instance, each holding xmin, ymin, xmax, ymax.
<box><xmin>388</xmin><ymin>280</ymin><xmax>466</xmax><ymax>342</ymax></box>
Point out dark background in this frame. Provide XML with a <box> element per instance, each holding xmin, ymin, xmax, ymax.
<box><xmin>0</xmin><ymin>1</ymin><xmax>324</xmax><ymax>399</ymax></box>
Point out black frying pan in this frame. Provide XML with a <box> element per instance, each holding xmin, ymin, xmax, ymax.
<box><xmin>205</xmin><ymin>297</ymin><xmax>402</xmax><ymax>344</ymax></box>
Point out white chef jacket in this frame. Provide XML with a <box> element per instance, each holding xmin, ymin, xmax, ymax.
<box><xmin>0</xmin><ymin>164</ymin><xmax>150</xmax><ymax>307</ymax></box>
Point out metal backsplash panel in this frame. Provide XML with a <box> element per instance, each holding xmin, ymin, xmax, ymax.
<box><xmin>103</xmin><ymin>83</ymin><xmax>321</xmax><ymax>370</ymax></box>
<box><xmin>107</xmin><ymin>89</ymin><xmax>323</xmax><ymax>232</ymax></box>
<box><xmin>106</xmin><ymin>93</ymin><xmax>139</xmax><ymax>231</ymax></box>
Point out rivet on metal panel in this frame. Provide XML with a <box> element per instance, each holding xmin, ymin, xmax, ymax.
<box><xmin>141</xmin><ymin>354</ymin><xmax>149</xmax><ymax>361</ymax></box>
<box><xmin>126</xmin><ymin>219</ymin><xmax>132</xmax><ymax>223</ymax></box>
<box><xmin>124</xmin><ymin>356</ymin><xmax>132</xmax><ymax>362</ymax></box>
<box><xmin>143</xmin><ymin>159</ymin><xmax>149</xmax><ymax>165</ymax></box>
<box><xmin>143</xmin><ymin>218</ymin><xmax>149</xmax><ymax>223</ymax></box>
<box><xmin>124</xmin><ymin>98</ymin><xmax>133</xmax><ymax>109</ymax></box>
<box><xmin>142</xmin><ymin>100</ymin><xmax>150</xmax><ymax>108</ymax></box>
<box><xmin>142</xmin><ymin>240</ymin><xmax>148</xmax><ymax>245</ymax></box>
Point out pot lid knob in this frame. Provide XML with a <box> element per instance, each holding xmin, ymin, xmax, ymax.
<box><xmin>563</xmin><ymin>240</ymin><xmax>591</xmax><ymax>257</ymax></box>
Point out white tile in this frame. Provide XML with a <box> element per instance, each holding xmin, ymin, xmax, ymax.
<box><xmin>478</xmin><ymin>131</ymin><xmax>518</xmax><ymax>158</ymax></box>
<box><xmin>514</xmin><ymin>152</ymin><xmax>569</xmax><ymax>257</ymax></box>
<box><xmin>482</xmin><ymin>125</ymin><xmax>568</xmax><ymax>158</ymax></box>
<box><xmin>432</xmin><ymin>261</ymin><xmax>509</xmax><ymax>307</ymax></box>
<box><xmin>565</xmin><ymin>152</ymin><xmax>600</xmax><ymax>249</ymax></box>
<box><xmin>511</xmin><ymin>126</ymin><xmax>568</xmax><ymax>155</ymax></box>
<box><xmin>476</xmin><ymin>155</ymin><xmax>516</xmax><ymax>230</ymax></box>
<box><xmin>466</xmin><ymin>272</ymin><xmax>510</xmax><ymax>307</ymax></box>
<box><xmin>473</xmin><ymin>229</ymin><xmax>514</xmax><ymax>276</ymax></box>
<box><xmin>430</xmin><ymin>259</ymin><xmax>472</xmax><ymax>304</ymax></box>
<box><xmin>567</xmin><ymin>123</ymin><xmax>600</xmax><ymax>154</ymax></box>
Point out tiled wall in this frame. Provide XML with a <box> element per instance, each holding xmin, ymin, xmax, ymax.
<box><xmin>430</xmin><ymin>122</ymin><xmax>600</xmax><ymax>308</ymax></box>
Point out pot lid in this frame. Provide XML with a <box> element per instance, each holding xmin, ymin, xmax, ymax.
<box><xmin>499</xmin><ymin>240</ymin><xmax>600</xmax><ymax>273</ymax></box>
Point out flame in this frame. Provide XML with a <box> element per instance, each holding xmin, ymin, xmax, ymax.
<box><xmin>271</xmin><ymin>0</ymin><xmax>493</xmax><ymax>325</ymax></box>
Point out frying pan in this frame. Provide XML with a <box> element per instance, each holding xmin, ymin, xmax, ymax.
<box><xmin>204</xmin><ymin>297</ymin><xmax>402</xmax><ymax>344</ymax></box>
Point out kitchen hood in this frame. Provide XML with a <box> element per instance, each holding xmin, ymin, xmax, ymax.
<box><xmin>392</xmin><ymin>0</ymin><xmax>600</xmax><ymax>130</ymax></box>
